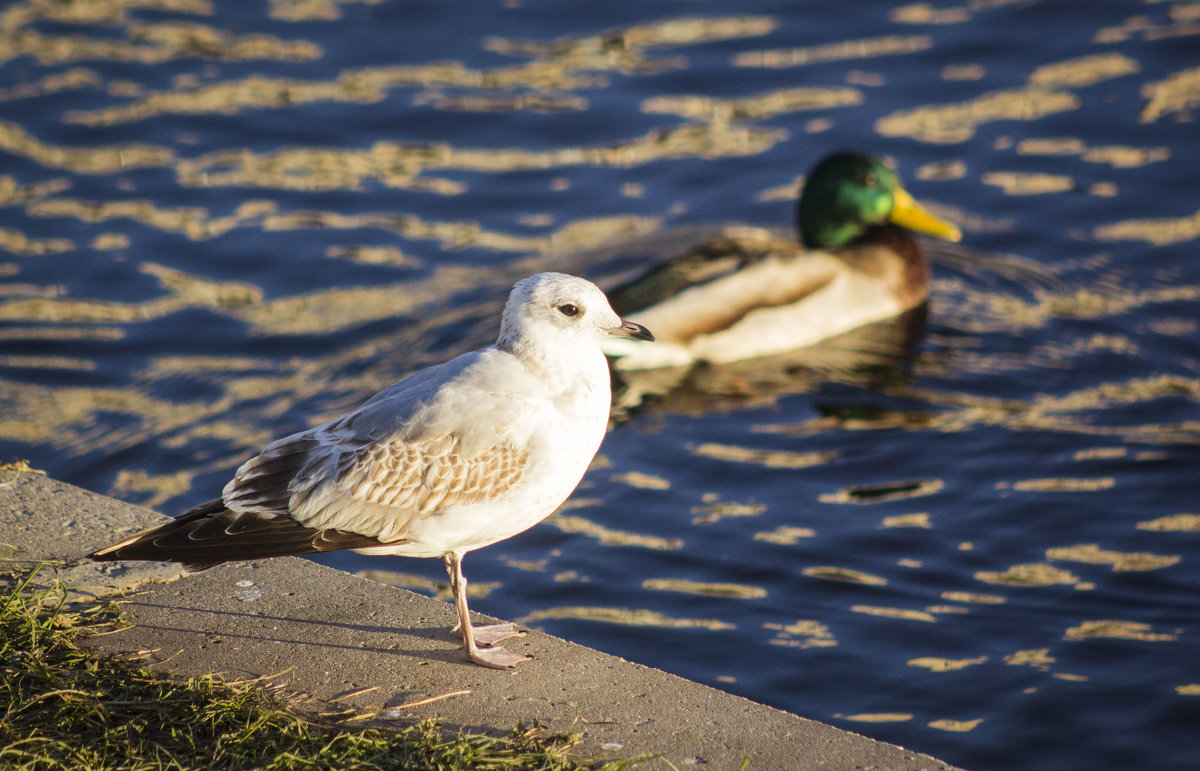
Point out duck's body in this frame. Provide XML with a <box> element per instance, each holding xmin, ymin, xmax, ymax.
<box><xmin>603</xmin><ymin>153</ymin><xmax>961</xmax><ymax>370</ymax></box>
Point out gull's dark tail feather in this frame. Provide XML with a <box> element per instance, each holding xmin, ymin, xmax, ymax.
<box><xmin>87</xmin><ymin>497</ymin><xmax>389</xmax><ymax>572</ymax></box>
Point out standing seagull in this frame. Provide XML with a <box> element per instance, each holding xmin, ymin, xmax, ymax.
<box><xmin>89</xmin><ymin>273</ymin><xmax>653</xmax><ymax>669</ymax></box>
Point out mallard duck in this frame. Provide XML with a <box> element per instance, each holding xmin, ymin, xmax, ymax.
<box><xmin>602</xmin><ymin>152</ymin><xmax>961</xmax><ymax>370</ymax></box>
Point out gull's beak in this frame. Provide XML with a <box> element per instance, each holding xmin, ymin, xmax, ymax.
<box><xmin>889</xmin><ymin>186</ymin><xmax>962</xmax><ymax>242</ymax></box>
<box><xmin>609</xmin><ymin>318</ymin><xmax>654</xmax><ymax>342</ymax></box>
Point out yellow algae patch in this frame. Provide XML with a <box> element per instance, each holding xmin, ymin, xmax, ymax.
<box><xmin>1005</xmin><ymin>648</ymin><xmax>1055</xmax><ymax>669</ymax></box>
<box><xmin>144</xmin><ymin>355</ymin><xmax>281</xmax><ymax>378</ymax></box>
<box><xmin>1</xmin><ymin>23</ymin><xmax>319</xmax><ymax>68</ymax></box>
<box><xmin>880</xmin><ymin>513</ymin><xmax>931</xmax><ymax>528</ymax></box>
<box><xmin>693</xmin><ymin>442</ymin><xmax>835</xmax><ymax>469</ymax></box>
<box><xmin>642</xmin><ymin>86</ymin><xmax>862</xmax><ymax>122</ymax></box>
<box><xmin>803</xmin><ymin>567</ymin><xmax>887</xmax><ymax>586</ymax></box>
<box><xmin>690</xmin><ymin>501</ymin><xmax>765</xmax><ymax>525</ymax></box>
<box><xmin>12</xmin><ymin>0</ymin><xmax>210</xmax><ymax>26</ymax></box>
<box><xmin>1046</xmin><ymin>544</ymin><xmax>1180</xmax><ymax>572</ymax></box>
<box><xmin>929</xmin><ymin>719</ymin><xmax>984</xmax><ymax>732</ymax></box>
<box><xmin>518</xmin><ymin>607</ymin><xmax>734</xmax><ymax>631</ymax></box>
<box><xmin>1016</xmin><ymin>137</ymin><xmax>1084</xmax><ymax>156</ymax></box>
<box><xmin>0</xmin><ymin>326</ymin><xmax>123</xmax><ymax>342</ymax></box>
<box><xmin>876</xmin><ymin>87</ymin><xmax>1079</xmax><ymax>144</ymax></box>
<box><xmin>175</xmin><ymin>123</ymin><xmax>786</xmax><ymax>192</ymax></box>
<box><xmin>484</xmin><ymin>16</ymin><xmax>774</xmax><ymax>79</ymax></box>
<box><xmin>358</xmin><ymin>570</ymin><xmax>497</xmax><ymax>601</ymax></box>
<box><xmin>0</xmin><ymin>118</ymin><xmax>173</xmax><ymax>174</ymax></box>
<box><xmin>1083</xmin><ymin>145</ymin><xmax>1170</xmax><ymax>168</ymax></box>
<box><xmin>982</xmin><ymin>172</ymin><xmax>1074</xmax><ymax>195</ymax></box>
<box><xmin>926</xmin><ymin>605</ymin><xmax>969</xmax><ymax>615</ymax></box>
<box><xmin>1052</xmin><ymin>672</ymin><xmax>1088</xmax><ymax>682</ymax></box>
<box><xmin>270</xmin><ymin>210</ymin><xmax>652</xmax><ymax>258</ymax></box>
<box><xmin>618</xmin><ymin>15</ymin><xmax>778</xmax><ymax>47</ymax></box>
<box><xmin>1064</xmin><ymin>620</ymin><xmax>1178</xmax><ymax>642</ymax></box>
<box><xmin>65</xmin><ymin>67</ymin><xmax>481</xmax><ymax>127</ymax></box>
<box><xmin>139</xmin><ymin>263</ymin><xmax>262</xmax><ymax>309</ymax></box>
<box><xmin>735</xmin><ymin>34</ymin><xmax>932</xmax><ymax>68</ymax></box>
<box><xmin>426</xmin><ymin>93</ymin><xmax>587</xmax><ymax>114</ymax></box>
<box><xmin>269</xmin><ymin>0</ymin><xmax>385</xmax><ymax>22</ymax></box>
<box><xmin>941</xmin><ymin>591</ymin><xmax>1006</xmax><ymax>605</ymax></box>
<box><xmin>764</xmin><ymin>619</ymin><xmax>837</xmax><ymax>648</ymax></box>
<box><xmin>0</xmin><ymin>354</ymin><xmax>95</xmax><ymax>370</ymax></box>
<box><xmin>1002</xmin><ymin>477</ymin><xmax>1115</xmax><ymax>492</ymax></box>
<box><xmin>915</xmin><ymin>159</ymin><xmax>967</xmax><ymax>180</ymax></box>
<box><xmin>0</xmin><ymin>380</ymin><xmax>223</xmax><ymax>454</ymax></box>
<box><xmin>1141</xmin><ymin>66</ymin><xmax>1200</xmax><ymax>122</ymax></box>
<box><xmin>836</xmin><ymin>713</ymin><xmax>913</xmax><ymax>723</ymax></box>
<box><xmin>91</xmin><ymin>233</ymin><xmax>130</xmax><ymax>251</ymax></box>
<box><xmin>1073</xmin><ymin>447</ymin><xmax>1126</xmax><ymax>461</ymax></box>
<box><xmin>0</xmin><ymin>295</ymin><xmax>164</xmax><ymax>324</ymax></box>
<box><xmin>0</xmin><ymin>67</ymin><xmax>101</xmax><ymax>100</ymax></box>
<box><xmin>890</xmin><ymin>3</ymin><xmax>969</xmax><ymax>24</ymax></box>
<box><xmin>975</xmin><ymin>563</ymin><xmax>1081</xmax><ymax>587</ymax></box>
<box><xmin>820</xmin><ymin>479</ymin><xmax>943</xmax><ymax>504</ymax></box>
<box><xmin>1137</xmin><ymin>514</ymin><xmax>1200</xmax><ymax>532</ymax></box>
<box><xmin>1177</xmin><ymin>685</ymin><xmax>1200</xmax><ymax>696</ymax></box>
<box><xmin>753</xmin><ymin>526</ymin><xmax>816</xmax><ymax>545</ymax></box>
<box><xmin>504</xmin><ymin>558</ymin><xmax>547</xmax><ymax>572</ymax></box>
<box><xmin>611</xmin><ymin>471</ymin><xmax>670</xmax><ymax>490</ymax></box>
<box><xmin>1094</xmin><ymin>208</ymin><xmax>1200</xmax><ymax>246</ymax></box>
<box><xmin>642</xmin><ymin>578</ymin><xmax>766</xmax><ymax>599</ymax></box>
<box><xmin>546</xmin><ymin>513</ymin><xmax>683</xmax><ymax>551</ymax></box>
<box><xmin>942</xmin><ymin>64</ymin><xmax>985</xmax><ymax>81</ymax></box>
<box><xmin>1147</xmin><ymin>318</ymin><xmax>1197</xmax><ymax>337</ymax></box>
<box><xmin>909</xmin><ymin>656</ymin><xmax>987</xmax><ymax>672</ymax></box>
<box><xmin>111</xmin><ymin>469</ymin><xmax>195</xmax><ymax>509</ymax></box>
<box><xmin>0</xmin><ymin>176</ymin><xmax>70</xmax><ymax>206</ymax></box>
<box><xmin>27</xmin><ymin>197</ymin><xmax>274</xmax><ymax>241</ymax></box>
<box><xmin>0</xmin><ymin>227</ymin><xmax>74</xmax><ymax>256</ymax></box>
<box><xmin>324</xmin><ymin>245</ymin><xmax>420</xmax><ymax>268</ymax></box>
<box><xmin>850</xmin><ymin>606</ymin><xmax>937</xmax><ymax>623</ymax></box>
<box><xmin>1028</xmin><ymin>53</ymin><xmax>1139</xmax><ymax>88</ymax></box>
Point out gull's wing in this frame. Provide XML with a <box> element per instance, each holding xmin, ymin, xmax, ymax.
<box><xmin>90</xmin><ymin>349</ymin><xmax>537</xmax><ymax>570</ymax></box>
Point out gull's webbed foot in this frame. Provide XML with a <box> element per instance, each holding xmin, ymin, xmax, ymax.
<box><xmin>468</xmin><ymin>644</ymin><xmax>532</xmax><ymax>669</ymax></box>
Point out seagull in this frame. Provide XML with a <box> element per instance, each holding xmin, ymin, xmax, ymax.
<box><xmin>89</xmin><ymin>272</ymin><xmax>654</xmax><ymax>669</ymax></box>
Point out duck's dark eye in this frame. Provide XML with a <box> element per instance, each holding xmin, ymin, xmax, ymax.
<box><xmin>863</xmin><ymin>172</ymin><xmax>877</xmax><ymax>186</ymax></box>
<box><xmin>557</xmin><ymin>303</ymin><xmax>579</xmax><ymax>317</ymax></box>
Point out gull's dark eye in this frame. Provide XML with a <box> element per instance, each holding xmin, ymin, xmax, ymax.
<box><xmin>557</xmin><ymin>303</ymin><xmax>579</xmax><ymax>317</ymax></box>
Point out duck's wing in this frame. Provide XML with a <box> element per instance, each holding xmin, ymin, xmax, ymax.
<box><xmin>607</xmin><ymin>246</ymin><xmax>754</xmax><ymax>317</ymax></box>
<box><xmin>622</xmin><ymin>247</ymin><xmax>843</xmax><ymax>345</ymax></box>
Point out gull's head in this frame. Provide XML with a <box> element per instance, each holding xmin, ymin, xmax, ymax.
<box><xmin>498</xmin><ymin>272</ymin><xmax>653</xmax><ymax>354</ymax></box>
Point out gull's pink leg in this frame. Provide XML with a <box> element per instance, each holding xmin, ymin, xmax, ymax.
<box><xmin>443</xmin><ymin>552</ymin><xmax>529</xmax><ymax>669</ymax></box>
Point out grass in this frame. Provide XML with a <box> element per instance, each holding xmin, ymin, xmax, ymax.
<box><xmin>0</xmin><ymin>564</ymin><xmax>641</xmax><ymax>771</ymax></box>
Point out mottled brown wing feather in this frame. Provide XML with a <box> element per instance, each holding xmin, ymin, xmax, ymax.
<box><xmin>88</xmin><ymin>428</ymin><xmax>531</xmax><ymax>569</ymax></box>
<box><xmin>297</xmin><ymin>435</ymin><xmax>530</xmax><ymax>541</ymax></box>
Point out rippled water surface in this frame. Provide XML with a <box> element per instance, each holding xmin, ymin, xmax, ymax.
<box><xmin>3</xmin><ymin>1</ymin><xmax>1200</xmax><ymax>768</ymax></box>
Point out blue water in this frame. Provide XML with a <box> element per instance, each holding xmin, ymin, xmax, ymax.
<box><xmin>2</xmin><ymin>1</ymin><xmax>1199</xmax><ymax>768</ymax></box>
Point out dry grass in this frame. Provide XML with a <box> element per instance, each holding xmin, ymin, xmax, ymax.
<box><xmin>0</xmin><ymin>563</ymin><xmax>643</xmax><ymax>770</ymax></box>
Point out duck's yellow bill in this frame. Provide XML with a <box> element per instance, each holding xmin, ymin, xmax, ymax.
<box><xmin>889</xmin><ymin>187</ymin><xmax>962</xmax><ymax>242</ymax></box>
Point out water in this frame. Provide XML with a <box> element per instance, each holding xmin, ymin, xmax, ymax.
<box><xmin>3</xmin><ymin>1</ymin><xmax>1199</xmax><ymax>768</ymax></box>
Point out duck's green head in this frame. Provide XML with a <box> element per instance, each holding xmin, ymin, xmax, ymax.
<box><xmin>796</xmin><ymin>152</ymin><xmax>962</xmax><ymax>249</ymax></box>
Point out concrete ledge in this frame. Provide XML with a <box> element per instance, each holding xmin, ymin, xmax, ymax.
<box><xmin>1</xmin><ymin>470</ymin><xmax>957</xmax><ymax>769</ymax></box>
